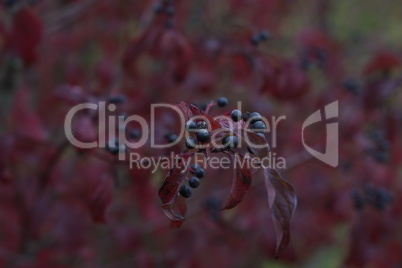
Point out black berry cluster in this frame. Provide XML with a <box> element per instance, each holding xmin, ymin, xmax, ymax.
<box><xmin>231</xmin><ymin>109</ymin><xmax>267</xmax><ymax>138</ymax></box>
<box><xmin>250</xmin><ymin>30</ymin><xmax>270</xmax><ymax>46</ymax></box>
<box><xmin>184</xmin><ymin>119</ymin><xmax>210</xmax><ymax>149</ymax></box>
<box><xmin>222</xmin><ymin>135</ymin><xmax>239</xmax><ymax>149</ymax></box>
<box><xmin>154</xmin><ymin>0</ymin><xmax>176</xmax><ymax>28</ymax></box>
<box><xmin>245</xmin><ymin>112</ymin><xmax>266</xmax><ymax>137</ymax></box>
<box><xmin>352</xmin><ymin>185</ymin><xmax>393</xmax><ymax>211</ymax></box>
<box><xmin>107</xmin><ymin>95</ymin><xmax>125</xmax><ymax>104</ymax></box>
<box><xmin>179</xmin><ymin>164</ymin><xmax>205</xmax><ymax>198</ymax></box>
<box><xmin>368</xmin><ymin>131</ymin><xmax>390</xmax><ymax>164</ymax></box>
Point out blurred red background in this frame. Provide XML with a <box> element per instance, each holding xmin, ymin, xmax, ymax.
<box><xmin>1</xmin><ymin>0</ymin><xmax>402</xmax><ymax>267</ymax></box>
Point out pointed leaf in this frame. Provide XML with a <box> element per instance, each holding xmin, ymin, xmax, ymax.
<box><xmin>158</xmin><ymin>153</ymin><xmax>193</xmax><ymax>221</ymax></box>
<box><xmin>237</xmin><ymin>129</ymin><xmax>270</xmax><ymax>159</ymax></box>
<box><xmin>264</xmin><ymin>168</ymin><xmax>297</xmax><ymax>257</ymax></box>
<box><xmin>222</xmin><ymin>154</ymin><xmax>252</xmax><ymax>210</ymax></box>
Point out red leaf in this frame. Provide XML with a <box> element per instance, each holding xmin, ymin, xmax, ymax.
<box><xmin>260</xmin><ymin>58</ymin><xmax>310</xmax><ymax>101</ymax></box>
<box><xmin>176</xmin><ymin>101</ymin><xmax>192</xmax><ymax>121</ymax></box>
<box><xmin>364</xmin><ymin>51</ymin><xmax>401</xmax><ymax>75</ymax></box>
<box><xmin>236</xmin><ymin>129</ymin><xmax>270</xmax><ymax>159</ymax></box>
<box><xmin>11</xmin><ymin>89</ymin><xmax>47</xmax><ymax>142</ymax></box>
<box><xmin>158</xmin><ymin>153</ymin><xmax>194</xmax><ymax>221</ymax></box>
<box><xmin>88</xmin><ymin>173</ymin><xmax>113</xmax><ymax>223</ymax></box>
<box><xmin>189</xmin><ymin>105</ymin><xmax>222</xmax><ymax>131</ymax></box>
<box><xmin>6</xmin><ymin>8</ymin><xmax>43</xmax><ymax>66</ymax></box>
<box><xmin>160</xmin><ymin>29</ymin><xmax>192</xmax><ymax>83</ymax></box>
<box><xmin>122</xmin><ymin>26</ymin><xmax>163</xmax><ymax>74</ymax></box>
<box><xmin>222</xmin><ymin>154</ymin><xmax>252</xmax><ymax>210</ymax></box>
<box><xmin>170</xmin><ymin>196</ymin><xmax>187</xmax><ymax>228</ymax></box>
<box><xmin>264</xmin><ymin>168</ymin><xmax>297</xmax><ymax>257</ymax></box>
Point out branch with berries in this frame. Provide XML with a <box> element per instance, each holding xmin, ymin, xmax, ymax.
<box><xmin>158</xmin><ymin>99</ymin><xmax>297</xmax><ymax>257</ymax></box>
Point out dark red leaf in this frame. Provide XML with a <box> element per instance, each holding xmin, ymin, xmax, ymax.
<box><xmin>237</xmin><ymin>129</ymin><xmax>270</xmax><ymax>159</ymax></box>
<box><xmin>264</xmin><ymin>168</ymin><xmax>297</xmax><ymax>257</ymax></box>
<box><xmin>158</xmin><ymin>153</ymin><xmax>194</xmax><ymax>221</ymax></box>
<box><xmin>170</xmin><ymin>196</ymin><xmax>187</xmax><ymax>228</ymax></box>
<box><xmin>161</xmin><ymin>29</ymin><xmax>192</xmax><ymax>83</ymax></box>
<box><xmin>222</xmin><ymin>154</ymin><xmax>252</xmax><ymax>210</ymax></box>
<box><xmin>364</xmin><ymin>51</ymin><xmax>401</xmax><ymax>75</ymax></box>
<box><xmin>11</xmin><ymin>89</ymin><xmax>47</xmax><ymax>142</ymax></box>
<box><xmin>176</xmin><ymin>101</ymin><xmax>192</xmax><ymax>121</ymax></box>
<box><xmin>260</xmin><ymin>57</ymin><xmax>310</xmax><ymax>101</ymax></box>
<box><xmin>188</xmin><ymin>104</ymin><xmax>222</xmax><ymax>130</ymax></box>
<box><xmin>6</xmin><ymin>8</ymin><xmax>43</xmax><ymax>66</ymax></box>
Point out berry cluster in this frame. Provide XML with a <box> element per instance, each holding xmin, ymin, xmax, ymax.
<box><xmin>368</xmin><ymin>131</ymin><xmax>390</xmax><ymax>164</ymax></box>
<box><xmin>154</xmin><ymin>0</ymin><xmax>176</xmax><ymax>28</ymax></box>
<box><xmin>104</xmin><ymin>94</ymin><xmax>141</xmax><ymax>155</ymax></box>
<box><xmin>183</xmin><ymin>97</ymin><xmax>229</xmax><ymax>149</ymax></box>
<box><xmin>184</xmin><ymin>98</ymin><xmax>267</xmax><ymax>151</ymax></box>
<box><xmin>179</xmin><ymin>164</ymin><xmax>204</xmax><ymax>198</ymax></box>
<box><xmin>184</xmin><ymin>119</ymin><xmax>210</xmax><ymax>149</ymax></box>
<box><xmin>352</xmin><ymin>184</ymin><xmax>393</xmax><ymax>211</ymax></box>
<box><xmin>250</xmin><ymin>30</ymin><xmax>270</xmax><ymax>46</ymax></box>
<box><xmin>232</xmin><ymin>110</ymin><xmax>267</xmax><ymax>137</ymax></box>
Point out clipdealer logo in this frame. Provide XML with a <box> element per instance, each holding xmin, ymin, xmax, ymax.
<box><xmin>64</xmin><ymin>101</ymin><xmax>339</xmax><ymax>168</ymax></box>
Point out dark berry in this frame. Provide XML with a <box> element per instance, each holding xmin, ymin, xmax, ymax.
<box><xmin>250</xmin><ymin>34</ymin><xmax>260</xmax><ymax>46</ymax></box>
<box><xmin>108</xmin><ymin>95</ymin><xmax>125</xmax><ymax>104</ymax></box>
<box><xmin>259</xmin><ymin>30</ymin><xmax>270</xmax><ymax>41</ymax></box>
<box><xmin>197</xmin><ymin>103</ymin><xmax>207</xmax><ymax>111</ymax></box>
<box><xmin>377</xmin><ymin>139</ymin><xmax>389</xmax><ymax>151</ymax></box>
<box><xmin>242</xmin><ymin>112</ymin><xmax>251</xmax><ymax>122</ymax></box>
<box><xmin>216</xmin><ymin>97</ymin><xmax>228</xmax><ymax>107</ymax></box>
<box><xmin>231</xmin><ymin>109</ymin><xmax>242</xmax><ymax>122</ymax></box>
<box><xmin>250</xmin><ymin>112</ymin><xmax>262</xmax><ymax>123</ymax></box>
<box><xmin>186</xmin><ymin>120</ymin><xmax>197</xmax><ymax>130</ymax></box>
<box><xmin>130</xmin><ymin>129</ymin><xmax>141</xmax><ymax>139</ymax></box>
<box><xmin>4</xmin><ymin>0</ymin><xmax>18</xmax><ymax>8</ymax></box>
<box><xmin>343</xmin><ymin>79</ymin><xmax>360</xmax><ymax>94</ymax></box>
<box><xmin>165</xmin><ymin>6</ymin><xmax>175</xmax><ymax>16</ymax></box>
<box><xmin>250</xmin><ymin>121</ymin><xmax>266</xmax><ymax>133</ymax></box>
<box><xmin>222</xmin><ymin>135</ymin><xmax>239</xmax><ymax>148</ymax></box>
<box><xmin>190</xmin><ymin>164</ymin><xmax>201</xmax><ymax>173</ymax></box>
<box><xmin>189</xmin><ymin>177</ymin><xmax>200</xmax><ymax>188</ymax></box>
<box><xmin>195</xmin><ymin>168</ymin><xmax>205</xmax><ymax>178</ymax></box>
<box><xmin>118</xmin><ymin>113</ymin><xmax>128</xmax><ymax>121</ymax></box>
<box><xmin>372</xmin><ymin>151</ymin><xmax>389</xmax><ymax>163</ymax></box>
<box><xmin>106</xmin><ymin>139</ymin><xmax>125</xmax><ymax>155</ymax></box>
<box><xmin>165</xmin><ymin>19</ymin><xmax>175</xmax><ymax>29</ymax></box>
<box><xmin>106</xmin><ymin>144</ymin><xmax>119</xmax><ymax>155</ymax></box>
<box><xmin>179</xmin><ymin>185</ymin><xmax>192</xmax><ymax>198</ymax></box>
<box><xmin>204</xmin><ymin>197</ymin><xmax>221</xmax><ymax>220</ymax></box>
<box><xmin>185</xmin><ymin>137</ymin><xmax>196</xmax><ymax>149</ymax></box>
<box><xmin>374</xmin><ymin>190</ymin><xmax>392</xmax><ymax>210</ymax></box>
<box><xmin>352</xmin><ymin>191</ymin><xmax>365</xmax><ymax>210</ymax></box>
<box><xmin>196</xmin><ymin>129</ymin><xmax>210</xmax><ymax>142</ymax></box>
<box><xmin>106</xmin><ymin>139</ymin><xmax>117</xmax><ymax>152</ymax></box>
<box><xmin>154</xmin><ymin>4</ymin><xmax>163</xmax><ymax>14</ymax></box>
<box><xmin>166</xmin><ymin>133</ymin><xmax>178</xmax><ymax>143</ymax></box>
<box><xmin>197</xmin><ymin>121</ymin><xmax>207</xmax><ymax>129</ymax></box>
